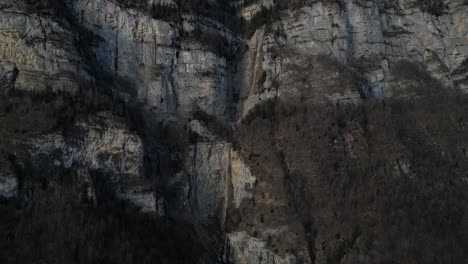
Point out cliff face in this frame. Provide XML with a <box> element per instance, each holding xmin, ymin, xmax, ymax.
<box><xmin>68</xmin><ymin>0</ymin><xmax>240</xmax><ymax>117</ymax></box>
<box><xmin>0</xmin><ymin>1</ymin><xmax>90</xmax><ymax>94</ymax></box>
<box><xmin>0</xmin><ymin>0</ymin><xmax>467</xmax><ymax>263</ymax></box>
<box><xmin>239</xmin><ymin>0</ymin><xmax>467</xmax><ymax>116</ymax></box>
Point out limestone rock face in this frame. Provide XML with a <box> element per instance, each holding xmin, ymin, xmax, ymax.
<box><xmin>68</xmin><ymin>0</ymin><xmax>239</xmax><ymax>117</ymax></box>
<box><xmin>0</xmin><ymin>1</ymin><xmax>467</xmax><ymax>263</ymax></box>
<box><xmin>239</xmin><ymin>0</ymin><xmax>468</xmax><ymax>116</ymax></box>
<box><xmin>0</xmin><ymin>1</ymin><xmax>91</xmax><ymax>94</ymax></box>
<box><xmin>28</xmin><ymin>112</ymin><xmax>151</xmax><ymax>212</ymax></box>
<box><xmin>227</xmin><ymin>231</ymin><xmax>311</xmax><ymax>264</ymax></box>
<box><xmin>186</xmin><ymin>143</ymin><xmax>232</xmax><ymax>223</ymax></box>
<box><xmin>30</xmin><ymin>115</ymin><xmax>142</xmax><ymax>178</ymax></box>
<box><xmin>166</xmin><ymin>142</ymin><xmax>256</xmax><ymax>224</ymax></box>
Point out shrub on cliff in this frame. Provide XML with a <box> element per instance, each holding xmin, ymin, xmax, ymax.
<box><xmin>414</xmin><ymin>0</ymin><xmax>447</xmax><ymax>16</ymax></box>
<box><xmin>237</xmin><ymin>92</ymin><xmax>468</xmax><ymax>264</ymax></box>
<box><xmin>149</xmin><ymin>4</ymin><xmax>180</xmax><ymax>21</ymax></box>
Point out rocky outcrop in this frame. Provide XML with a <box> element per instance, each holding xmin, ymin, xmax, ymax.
<box><xmin>0</xmin><ymin>1</ymin><xmax>467</xmax><ymax>263</ymax></box>
<box><xmin>0</xmin><ymin>156</ymin><xmax>17</xmax><ymax>198</ymax></box>
<box><xmin>68</xmin><ymin>0</ymin><xmax>239</xmax><ymax>117</ymax></box>
<box><xmin>238</xmin><ymin>0</ymin><xmax>468</xmax><ymax>116</ymax></box>
<box><xmin>227</xmin><ymin>230</ymin><xmax>311</xmax><ymax>264</ymax></box>
<box><xmin>0</xmin><ymin>1</ymin><xmax>91</xmax><ymax>94</ymax></box>
<box><xmin>28</xmin><ymin>111</ymin><xmax>150</xmax><ymax>212</ymax></box>
<box><xmin>0</xmin><ymin>61</ymin><xmax>17</xmax><ymax>95</ymax></box>
<box><xmin>166</xmin><ymin>141</ymin><xmax>256</xmax><ymax>224</ymax></box>
<box><xmin>0</xmin><ymin>176</ymin><xmax>18</xmax><ymax>198</ymax></box>
<box><xmin>30</xmin><ymin>112</ymin><xmax>143</xmax><ymax>179</ymax></box>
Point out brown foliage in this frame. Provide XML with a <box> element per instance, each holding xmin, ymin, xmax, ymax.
<box><xmin>236</xmin><ymin>93</ymin><xmax>468</xmax><ymax>263</ymax></box>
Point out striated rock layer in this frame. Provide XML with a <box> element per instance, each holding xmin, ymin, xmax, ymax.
<box><xmin>0</xmin><ymin>0</ymin><xmax>467</xmax><ymax>263</ymax></box>
<box><xmin>238</xmin><ymin>0</ymin><xmax>468</xmax><ymax>116</ymax></box>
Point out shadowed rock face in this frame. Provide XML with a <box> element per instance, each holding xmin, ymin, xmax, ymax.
<box><xmin>0</xmin><ymin>62</ymin><xmax>17</xmax><ymax>95</ymax></box>
<box><xmin>0</xmin><ymin>1</ymin><xmax>91</xmax><ymax>94</ymax></box>
<box><xmin>0</xmin><ymin>0</ymin><xmax>467</xmax><ymax>263</ymax></box>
